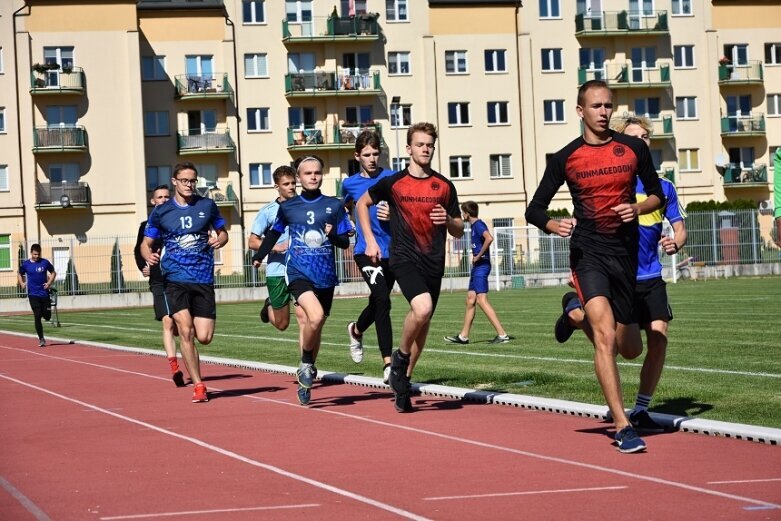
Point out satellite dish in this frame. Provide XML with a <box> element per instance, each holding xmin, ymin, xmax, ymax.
<box><xmin>714</xmin><ymin>154</ymin><xmax>728</xmax><ymax>176</ymax></box>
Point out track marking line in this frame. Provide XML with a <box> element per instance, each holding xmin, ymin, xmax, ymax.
<box><xmin>708</xmin><ymin>478</ymin><xmax>781</xmax><ymax>485</ymax></box>
<box><xmin>0</xmin><ymin>475</ymin><xmax>54</xmax><ymax>521</ymax></box>
<box><xmin>424</xmin><ymin>485</ymin><xmax>627</xmax><ymax>501</ymax></box>
<box><xmin>0</xmin><ymin>374</ymin><xmax>432</xmax><ymax>521</ymax></box>
<box><xmin>99</xmin><ymin>503</ymin><xmax>321</xmax><ymax>520</ymax></box>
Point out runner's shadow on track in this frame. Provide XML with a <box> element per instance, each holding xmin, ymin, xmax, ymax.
<box><xmin>410</xmin><ymin>397</ymin><xmax>464</xmax><ymax>411</ymax></box>
<box><xmin>650</xmin><ymin>396</ymin><xmax>713</xmax><ymax>417</ymax></box>
<box><xmin>201</xmin><ymin>374</ymin><xmax>253</xmax><ymax>382</ymax></box>
<box><xmin>308</xmin><ymin>390</ymin><xmax>392</xmax><ymax>408</ymax></box>
<box><xmin>207</xmin><ymin>386</ymin><xmax>286</xmax><ymax>400</ymax></box>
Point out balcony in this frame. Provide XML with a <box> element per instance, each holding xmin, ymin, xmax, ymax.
<box><xmin>651</xmin><ymin>116</ymin><xmax>674</xmax><ymax>140</ymax></box>
<box><xmin>282</xmin><ymin>14</ymin><xmax>380</xmax><ymax>43</ymax></box>
<box><xmin>287</xmin><ymin>123</ymin><xmax>383</xmax><ymax>151</ymax></box>
<box><xmin>575</xmin><ymin>10</ymin><xmax>668</xmax><ymax>37</ymax></box>
<box><xmin>177</xmin><ymin>129</ymin><xmax>236</xmax><ymax>155</ymax></box>
<box><xmin>718</xmin><ymin>61</ymin><xmax>764</xmax><ymax>86</ymax></box>
<box><xmin>32</xmin><ymin>126</ymin><xmax>88</xmax><ymax>154</ymax></box>
<box><xmin>720</xmin><ymin>114</ymin><xmax>766</xmax><ymax>137</ymax></box>
<box><xmin>722</xmin><ymin>163</ymin><xmax>767</xmax><ymax>186</ymax></box>
<box><xmin>285</xmin><ymin>70</ymin><xmax>381</xmax><ymax>97</ymax></box>
<box><xmin>35</xmin><ymin>182</ymin><xmax>91</xmax><ymax>210</ymax></box>
<box><xmin>662</xmin><ymin>168</ymin><xmax>675</xmax><ymax>184</ymax></box>
<box><xmin>195</xmin><ymin>182</ymin><xmax>239</xmax><ymax>211</ymax></box>
<box><xmin>174</xmin><ymin>73</ymin><xmax>233</xmax><ymax>100</ymax></box>
<box><xmin>30</xmin><ymin>65</ymin><xmax>85</xmax><ymax>95</ymax></box>
<box><xmin>578</xmin><ymin>63</ymin><xmax>671</xmax><ymax>89</ymax></box>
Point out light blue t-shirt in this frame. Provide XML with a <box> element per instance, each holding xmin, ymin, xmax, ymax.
<box><xmin>341</xmin><ymin>169</ymin><xmax>394</xmax><ymax>257</ymax></box>
<box><xmin>250</xmin><ymin>199</ymin><xmax>290</xmax><ymax>278</ymax></box>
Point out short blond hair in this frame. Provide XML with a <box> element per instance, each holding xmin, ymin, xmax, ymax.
<box><xmin>612</xmin><ymin>115</ymin><xmax>653</xmax><ymax>135</ymax></box>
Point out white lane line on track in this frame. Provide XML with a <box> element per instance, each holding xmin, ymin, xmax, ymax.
<box><xmin>1</xmin><ymin>345</ymin><xmax>779</xmax><ymax>512</ymax></box>
<box><xmin>424</xmin><ymin>486</ymin><xmax>627</xmax><ymax>501</ymax></box>
<box><xmin>99</xmin><ymin>504</ymin><xmax>321</xmax><ymax>520</ymax></box>
<box><xmin>708</xmin><ymin>478</ymin><xmax>781</xmax><ymax>485</ymax></box>
<box><xmin>0</xmin><ymin>475</ymin><xmax>54</xmax><ymax>521</ymax></box>
<box><xmin>0</xmin><ymin>374</ymin><xmax>432</xmax><ymax>521</ymax></box>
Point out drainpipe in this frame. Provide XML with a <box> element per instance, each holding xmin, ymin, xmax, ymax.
<box><xmin>12</xmin><ymin>2</ymin><xmax>32</xmax><ymax>244</ymax></box>
<box><xmin>513</xmin><ymin>1</ymin><xmax>527</xmax><ymax>204</ymax></box>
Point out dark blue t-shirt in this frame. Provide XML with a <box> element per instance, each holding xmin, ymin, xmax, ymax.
<box><xmin>470</xmin><ymin>219</ymin><xmax>491</xmax><ymax>266</ymax></box>
<box><xmin>19</xmin><ymin>258</ymin><xmax>55</xmax><ymax>298</ymax></box>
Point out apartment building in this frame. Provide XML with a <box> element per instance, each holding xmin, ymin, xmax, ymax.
<box><xmin>0</xmin><ymin>0</ymin><xmax>778</xmax><ymax>279</ymax></box>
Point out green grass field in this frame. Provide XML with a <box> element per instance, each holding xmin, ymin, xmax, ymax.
<box><xmin>2</xmin><ymin>277</ymin><xmax>779</xmax><ymax>428</ymax></box>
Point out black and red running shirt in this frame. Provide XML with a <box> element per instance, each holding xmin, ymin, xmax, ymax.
<box><xmin>526</xmin><ymin>132</ymin><xmax>665</xmax><ymax>256</ymax></box>
<box><xmin>368</xmin><ymin>169</ymin><xmax>461</xmax><ymax>277</ymax></box>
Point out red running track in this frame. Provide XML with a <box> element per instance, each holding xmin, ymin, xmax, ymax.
<box><xmin>1</xmin><ymin>332</ymin><xmax>780</xmax><ymax>521</ymax></box>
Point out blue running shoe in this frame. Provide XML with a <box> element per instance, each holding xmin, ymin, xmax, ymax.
<box><xmin>554</xmin><ymin>292</ymin><xmax>580</xmax><ymax>343</ymax></box>
<box><xmin>629</xmin><ymin>410</ymin><xmax>666</xmax><ymax>433</ymax></box>
<box><xmin>615</xmin><ymin>426</ymin><xmax>647</xmax><ymax>453</ymax></box>
<box><xmin>297</xmin><ymin>362</ymin><xmax>314</xmax><ymax>389</ymax></box>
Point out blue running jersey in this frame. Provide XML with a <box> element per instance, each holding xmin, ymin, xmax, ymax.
<box><xmin>250</xmin><ymin>200</ymin><xmax>289</xmax><ymax>278</ymax></box>
<box><xmin>470</xmin><ymin>219</ymin><xmax>491</xmax><ymax>266</ymax></box>
<box><xmin>272</xmin><ymin>194</ymin><xmax>353</xmax><ymax>288</ymax></box>
<box><xmin>145</xmin><ymin>195</ymin><xmax>226</xmax><ymax>284</ymax></box>
<box><xmin>19</xmin><ymin>259</ymin><xmax>55</xmax><ymax>298</ymax></box>
<box><xmin>636</xmin><ymin>177</ymin><xmax>685</xmax><ymax>281</ymax></box>
<box><xmin>341</xmin><ymin>169</ymin><xmax>394</xmax><ymax>257</ymax></box>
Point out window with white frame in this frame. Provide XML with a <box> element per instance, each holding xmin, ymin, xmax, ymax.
<box><xmin>286</xmin><ymin>0</ymin><xmax>313</xmax><ymax>22</ymax></box>
<box><xmin>449</xmin><ymin>156</ymin><xmax>471</xmax><ymax>179</ymax></box>
<box><xmin>673</xmin><ymin>45</ymin><xmax>695</xmax><ymax>68</ymax></box>
<box><xmin>386</xmin><ymin>0</ymin><xmax>408</xmax><ymax>21</ymax></box>
<box><xmin>44</xmin><ymin>46</ymin><xmax>74</xmax><ymax>69</ymax></box>
<box><xmin>247</xmin><ymin>108</ymin><xmax>270</xmax><ymax>131</ymax></box>
<box><xmin>539</xmin><ymin>0</ymin><xmax>560</xmax><ymax>18</ymax></box>
<box><xmin>678</xmin><ymin>148</ymin><xmax>700</xmax><ymax>172</ymax></box>
<box><xmin>146</xmin><ymin>166</ymin><xmax>171</xmax><ymax>191</ymax></box>
<box><xmin>144</xmin><ymin>111</ymin><xmax>169</xmax><ymax>136</ymax></box>
<box><xmin>195</xmin><ymin>163</ymin><xmax>217</xmax><ymax>188</ymax></box>
<box><xmin>724</xmin><ymin>44</ymin><xmax>748</xmax><ymax>66</ymax></box>
<box><xmin>0</xmin><ymin>234</ymin><xmax>11</xmax><ymax>270</ymax></box>
<box><xmin>484</xmin><ymin>49</ymin><xmax>507</xmax><ymax>73</ymax></box>
<box><xmin>391</xmin><ymin>104</ymin><xmax>412</xmax><ymax>128</ymax></box>
<box><xmin>766</xmin><ymin>44</ymin><xmax>781</xmax><ymax>65</ymax></box>
<box><xmin>288</xmin><ymin>106</ymin><xmax>316</xmax><ymax>129</ymax></box>
<box><xmin>768</xmin><ymin>94</ymin><xmax>781</xmax><ymax>116</ymax></box>
<box><xmin>244</xmin><ymin>53</ymin><xmax>268</xmax><ymax>77</ymax></box>
<box><xmin>671</xmin><ymin>0</ymin><xmax>692</xmax><ymax>15</ymax></box>
<box><xmin>388</xmin><ymin>52</ymin><xmax>410</xmax><ymax>75</ymax></box>
<box><xmin>487</xmin><ymin>102</ymin><xmax>509</xmax><ymax>125</ymax></box>
<box><xmin>630</xmin><ymin>47</ymin><xmax>657</xmax><ymax>82</ymax></box>
<box><xmin>541</xmin><ymin>48</ymin><xmax>563</xmax><ymax>72</ymax></box>
<box><xmin>341</xmin><ymin>0</ymin><xmax>367</xmax><ymax>15</ymax></box>
<box><xmin>579</xmin><ymin>47</ymin><xmax>605</xmax><ymax>79</ymax></box>
<box><xmin>490</xmin><ymin>154</ymin><xmax>512</xmax><ymax>178</ymax></box>
<box><xmin>243</xmin><ymin>0</ymin><xmax>266</xmax><ymax>24</ymax></box>
<box><xmin>448</xmin><ymin>102</ymin><xmax>470</xmax><ymax>126</ymax></box>
<box><xmin>46</xmin><ymin>105</ymin><xmax>77</xmax><ymax>127</ymax></box>
<box><xmin>634</xmin><ymin>97</ymin><xmax>660</xmax><ymax>119</ymax></box>
<box><xmin>445</xmin><ymin>51</ymin><xmax>468</xmax><ymax>74</ymax></box>
<box><xmin>391</xmin><ymin>157</ymin><xmax>409</xmax><ymax>171</ymax></box>
<box><xmin>185</xmin><ymin>55</ymin><xmax>213</xmax><ymax>78</ymax></box>
<box><xmin>142</xmin><ymin>56</ymin><xmax>166</xmax><ymax>81</ymax></box>
<box><xmin>345</xmin><ymin>105</ymin><xmax>373</xmax><ymax>125</ymax></box>
<box><xmin>543</xmin><ymin>100</ymin><xmax>565</xmax><ymax>123</ymax></box>
<box><xmin>675</xmin><ymin>96</ymin><xmax>697</xmax><ymax>119</ymax></box>
<box><xmin>250</xmin><ymin>163</ymin><xmax>273</xmax><ymax>187</ymax></box>
<box><xmin>0</xmin><ymin>165</ymin><xmax>8</xmax><ymax>192</ymax></box>
<box><xmin>49</xmin><ymin>163</ymin><xmax>79</xmax><ymax>183</ymax></box>
<box><xmin>0</xmin><ymin>107</ymin><xmax>5</xmax><ymax>132</ymax></box>
<box><xmin>629</xmin><ymin>0</ymin><xmax>654</xmax><ymax>16</ymax></box>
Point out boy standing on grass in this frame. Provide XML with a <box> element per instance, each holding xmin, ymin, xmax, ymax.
<box><xmin>356</xmin><ymin>122</ymin><xmax>464</xmax><ymax>412</ymax></box>
<box><xmin>444</xmin><ymin>201</ymin><xmax>511</xmax><ymax>345</ymax></box>
<box><xmin>252</xmin><ymin>156</ymin><xmax>353</xmax><ymax>405</ymax></box>
<box><xmin>17</xmin><ymin>244</ymin><xmax>56</xmax><ymax>347</ymax></box>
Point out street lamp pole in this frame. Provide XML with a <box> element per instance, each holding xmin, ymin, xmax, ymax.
<box><xmin>391</xmin><ymin>96</ymin><xmax>401</xmax><ymax>170</ymax></box>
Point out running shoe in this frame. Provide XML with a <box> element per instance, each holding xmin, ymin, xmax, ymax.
<box><xmin>259</xmin><ymin>298</ymin><xmax>271</xmax><ymax>324</ymax></box>
<box><xmin>394</xmin><ymin>388</ymin><xmax>413</xmax><ymax>413</ymax></box>
<box><xmin>192</xmin><ymin>383</ymin><xmax>208</xmax><ymax>403</ymax></box>
<box><xmin>297</xmin><ymin>362</ymin><xmax>314</xmax><ymax>389</ymax></box>
<box><xmin>444</xmin><ymin>334</ymin><xmax>469</xmax><ymax>344</ymax></box>
<box><xmin>347</xmin><ymin>322</ymin><xmax>364</xmax><ymax>363</ymax></box>
<box><xmin>172</xmin><ymin>371</ymin><xmax>185</xmax><ymax>387</ymax></box>
<box><xmin>554</xmin><ymin>292</ymin><xmax>579</xmax><ymax>343</ymax></box>
<box><xmin>489</xmin><ymin>335</ymin><xmax>511</xmax><ymax>344</ymax></box>
<box><xmin>614</xmin><ymin>426</ymin><xmax>646</xmax><ymax>453</ymax></box>
<box><xmin>388</xmin><ymin>350</ymin><xmax>410</xmax><ymax>394</ymax></box>
<box><xmin>297</xmin><ymin>385</ymin><xmax>311</xmax><ymax>406</ymax></box>
<box><xmin>38</xmin><ymin>338</ymin><xmax>46</xmax><ymax>347</ymax></box>
<box><xmin>383</xmin><ymin>364</ymin><xmax>391</xmax><ymax>385</ymax></box>
<box><xmin>629</xmin><ymin>410</ymin><xmax>666</xmax><ymax>433</ymax></box>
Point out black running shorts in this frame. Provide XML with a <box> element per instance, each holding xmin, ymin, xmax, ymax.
<box><xmin>391</xmin><ymin>261</ymin><xmax>442</xmax><ymax>313</ymax></box>
<box><xmin>634</xmin><ymin>277</ymin><xmax>673</xmax><ymax>326</ymax></box>
<box><xmin>150</xmin><ymin>281</ymin><xmax>168</xmax><ymax>321</ymax></box>
<box><xmin>288</xmin><ymin>279</ymin><xmax>335</xmax><ymax>316</ymax></box>
<box><xmin>165</xmin><ymin>282</ymin><xmax>217</xmax><ymax>320</ymax></box>
<box><xmin>570</xmin><ymin>248</ymin><xmax>636</xmax><ymax>325</ymax></box>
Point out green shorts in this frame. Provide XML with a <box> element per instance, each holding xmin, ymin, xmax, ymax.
<box><xmin>267</xmin><ymin>276</ymin><xmax>291</xmax><ymax>309</ymax></box>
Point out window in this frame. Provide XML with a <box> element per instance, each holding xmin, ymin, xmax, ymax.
<box><xmin>629</xmin><ymin>0</ymin><xmax>654</xmax><ymax>16</ymax></box>
<box><xmin>490</xmin><ymin>154</ymin><xmax>512</xmax><ymax>178</ymax></box>
<box><xmin>244</xmin><ymin>53</ymin><xmax>268</xmax><ymax>77</ymax></box>
<box><xmin>650</xmin><ymin>149</ymin><xmax>663</xmax><ymax>172</ymax></box>
<box><xmin>49</xmin><ymin>163</ymin><xmax>79</xmax><ymax>183</ymax></box>
<box><xmin>195</xmin><ymin>163</ymin><xmax>217</xmax><ymax>188</ymax></box>
<box><xmin>768</xmin><ymin>94</ymin><xmax>781</xmax><ymax>116</ymax></box>
<box><xmin>448</xmin><ymin>102</ymin><xmax>470</xmax><ymax>126</ymax></box>
<box><xmin>247</xmin><ymin>108</ymin><xmax>270</xmax><ymax>131</ymax></box>
<box><xmin>286</xmin><ymin>0</ymin><xmax>312</xmax><ymax>22</ymax></box>
<box><xmin>391</xmin><ymin>157</ymin><xmax>409</xmax><ymax>171</ymax></box>
<box><xmin>487</xmin><ymin>102</ymin><xmax>509</xmax><ymax>125</ymax></box>
<box><xmin>484</xmin><ymin>49</ymin><xmax>507</xmax><ymax>73</ymax></box>
<box><xmin>0</xmin><ymin>107</ymin><xmax>5</xmax><ymax>133</ymax></box>
<box><xmin>388</xmin><ymin>51</ymin><xmax>410</xmax><ymax>75</ymax></box>
<box><xmin>386</xmin><ymin>0</ymin><xmax>408</xmax><ymax>21</ymax></box>
<box><xmin>631</xmin><ymin>47</ymin><xmax>657</xmax><ymax>82</ymax></box>
<box><xmin>634</xmin><ymin>97</ymin><xmax>660</xmax><ymax>119</ymax></box>
<box><xmin>185</xmin><ymin>55</ymin><xmax>213</xmax><ymax>78</ymax></box>
<box><xmin>675</xmin><ymin>97</ymin><xmax>697</xmax><ymax>119</ymax></box>
<box><xmin>142</xmin><ymin>56</ymin><xmax>166</xmax><ymax>81</ymax></box>
<box><xmin>146</xmin><ymin>166</ymin><xmax>171</xmax><ymax>191</ymax></box>
<box><xmin>288</xmin><ymin>107</ymin><xmax>316</xmax><ymax>129</ymax></box>
<box><xmin>46</xmin><ymin>105</ymin><xmax>77</xmax><ymax>127</ymax></box>
<box><xmin>579</xmin><ymin>48</ymin><xmax>605</xmax><ymax>79</ymax></box>
<box><xmin>766</xmin><ymin>43</ymin><xmax>781</xmax><ymax>65</ymax></box>
<box><xmin>243</xmin><ymin>0</ymin><xmax>266</xmax><ymax>24</ymax></box>
<box><xmin>543</xmin><ymin>100</ymin><xmax>565</xmax><ymax>123</ymax></box>
<box><xmin>678</xmin><ymin>148</ymin><xmax>700</xmax><ymax>172</ymax></box>
<box><xmin>346</xmin><ymin>160</ymin><xmax>361</xmax><ymax>176</ymax></box>
<box><xmin>187</xmin><ymin>109</ymin><xmax>217</xmax><ymax>134</ymax></box>
<box><xmin>0</xmin><ymin>234</ymin><xmax>11</xmax><ymax>270</ymax></box>
<box><xmin>541</xmin><ymin>48</ymin><xmax>563</xmax><ymax>72</ymax></box>
<box><xmin>728</xmin><ymin>147</ymin><xmax>755</xmax><ymax>169</ymax></box>
<box><xmin>673</xmin><ymin>45</ymin><xmax>695</xmax><ymax>68</ymax></box>
<box><xmin>724</xmin><ymin>44</ymin><xmax>748</xmax><ymax>66</ymax></box>
<box><xmin>250</xmin><ymin>163</ymin><xmax>273</xmax><ymax>187</ymax></box>
<box><xmin>539</xmin><ymin>0</ymin><xmax>560</xmax><ymax>18</ymax></box>
<box><xmin>391</xmin><ymin>104</ymin><xmax>412</xmax><ymax>128</ymax></box>
<box><xmin>0</xmin><ymin>165</ymin><xmax>8</xmax><ymax>192</ymax></box>
<box><xmin>288</xmin><ymin>52</ymin><xmax>315</xmax><ymax>74</ymax></box>
<box><xmin>671</xmin><ymin>0</ymin><xmax>692</xmax><ymax>15</ymax></box>
<box><xmin>144</xmin><ymin>111</ymin><xmax>169</xmax><ymax>136</ymax></box>
<box><xmin>44</xmin><ymin>46</ymin><xmax>74</xmax><ymax>69</ymax></box>
<box><xmin>341</xmin><ymin>0</ymin><xmax>366</xmax><ymax>15</ymax></box>
<box><xmin>345</xmin><ymin>105</ymin><xmax>373</xmax><ymax>125</ymax></box>
<box><xmin>445</xmin><ymin>51</ymin><xmax>468</xmax><ymax>74</ymax></box>
<box><xmin>449</xmin><ymin>156</ymin><xmax>471</xmax><ymax>179</ymax></box>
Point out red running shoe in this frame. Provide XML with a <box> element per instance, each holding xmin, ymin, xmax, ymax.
<box><xmin>192</xmin><ymin>383</ymin><xmax>208</xmax><ymax>403</ymax></box>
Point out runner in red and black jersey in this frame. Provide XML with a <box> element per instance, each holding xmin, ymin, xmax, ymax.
<box><xmin>356</xmin><ymin>122</ymin><xmax>464</xmax><ymax>413</ymax></box>
<box><xmin>525</xmin><ymin>80</ymin><xmax>665</xmax><ymax>454</ymax></box>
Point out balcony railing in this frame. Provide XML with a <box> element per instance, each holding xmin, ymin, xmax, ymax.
<box><xmin>718</xmin><ymin>61</ymin><xmax>764</xmax><ymax>85</ymax></box>
<box><xmin>663</xmin><ymin>168</ymin><xmax>675</xmax><ymax>184</ymax></box>
<box><xmin>287</xmin><ymin>123</ymin><xmax>383</xmax><ymax>151</ymax></box>
<box><xmin>32</xmin><ymin>126</ymin><xmax>88</xmax><ymax>153</ymax></box>
<box><xmin>30</xmin><ymin>66</ymin><xmax>86</xmax><ymax>95</ymax></box>
<box><xmin>720</xmin><ymin>114</ymin><xmax>766</xmax><ymax>136</ymax></box>
<box><xmin>285</xmin><ymin>69</ymin><xmax>381</xmax><ymax>96</ymax></box>
<box><xmin>177</xmin><ymin>129</ymin><xmax>236</xmax><ymax>155</ymax></box>
<box><xmin>575</xmin><ymin>10</ymin><xmax>668</xmax><ymax>36</ymax></box>
<box><xmin>282</xmin><ymin>14</ymin><xmax>380</xmax><ymax>42</ymax></box>
<box><xmin>651</xmin><ymin>116</ymin><xmax>674</xmax><ymax>139</ymax></box>
<box><xmin>35</xmin><ymin>182</ymin><xmax>91</xmax><ymax>209</ymax></box>
<box><xmin>195</xmin><ymin>182</ymin><xmax>239</xmax><ymax>210</ymax></box>
<box><xmin>578</xmin><ymin>63</ymin><xmax>670</xmax><ymax>88</ymax></box>
<box><xmin>174</xmin><ymin>73</ymin><xmax>233</xmax><ymax>99</ymax></box>
<box><xmin>722</xmin><ymin>163</ymin><xmax>767</xmax><ymax>185</ymax></box>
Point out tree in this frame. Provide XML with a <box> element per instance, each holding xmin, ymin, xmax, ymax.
<box><xmin>110</xmin><ymin>239</ymin><xmax>126</xmax><ymax>293</ymax></box>
<box><xmin>63</xmin><ymin>258</ymin><xmax>81</xmax><ymax>296</ymax></box>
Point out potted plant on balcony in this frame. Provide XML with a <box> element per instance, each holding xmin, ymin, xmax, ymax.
<box><xmin>32</xmin><ymin>63</ymin><xmax>48</xmax><ymax>74</ymax></box>
<box><xmin>61</xmin><ymin>64</ymin><xmax>73</xmax><ymax>74</ymax></box>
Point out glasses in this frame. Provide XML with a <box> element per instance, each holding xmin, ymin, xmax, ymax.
<box><xmin>175</xmin><ymin>178</ymin><xmax>198</xmax><ymax>186</ymax></box>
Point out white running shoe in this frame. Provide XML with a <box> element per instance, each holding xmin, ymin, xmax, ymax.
<box><xmin>347</xmin><ymin>322</ymin><xmax>364</xmax><ymax>363</ymax></box>
<box><xmin>383</xmin><ymin>364</ymin><xmax>391</xmax><ymax>384</ymax></box>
